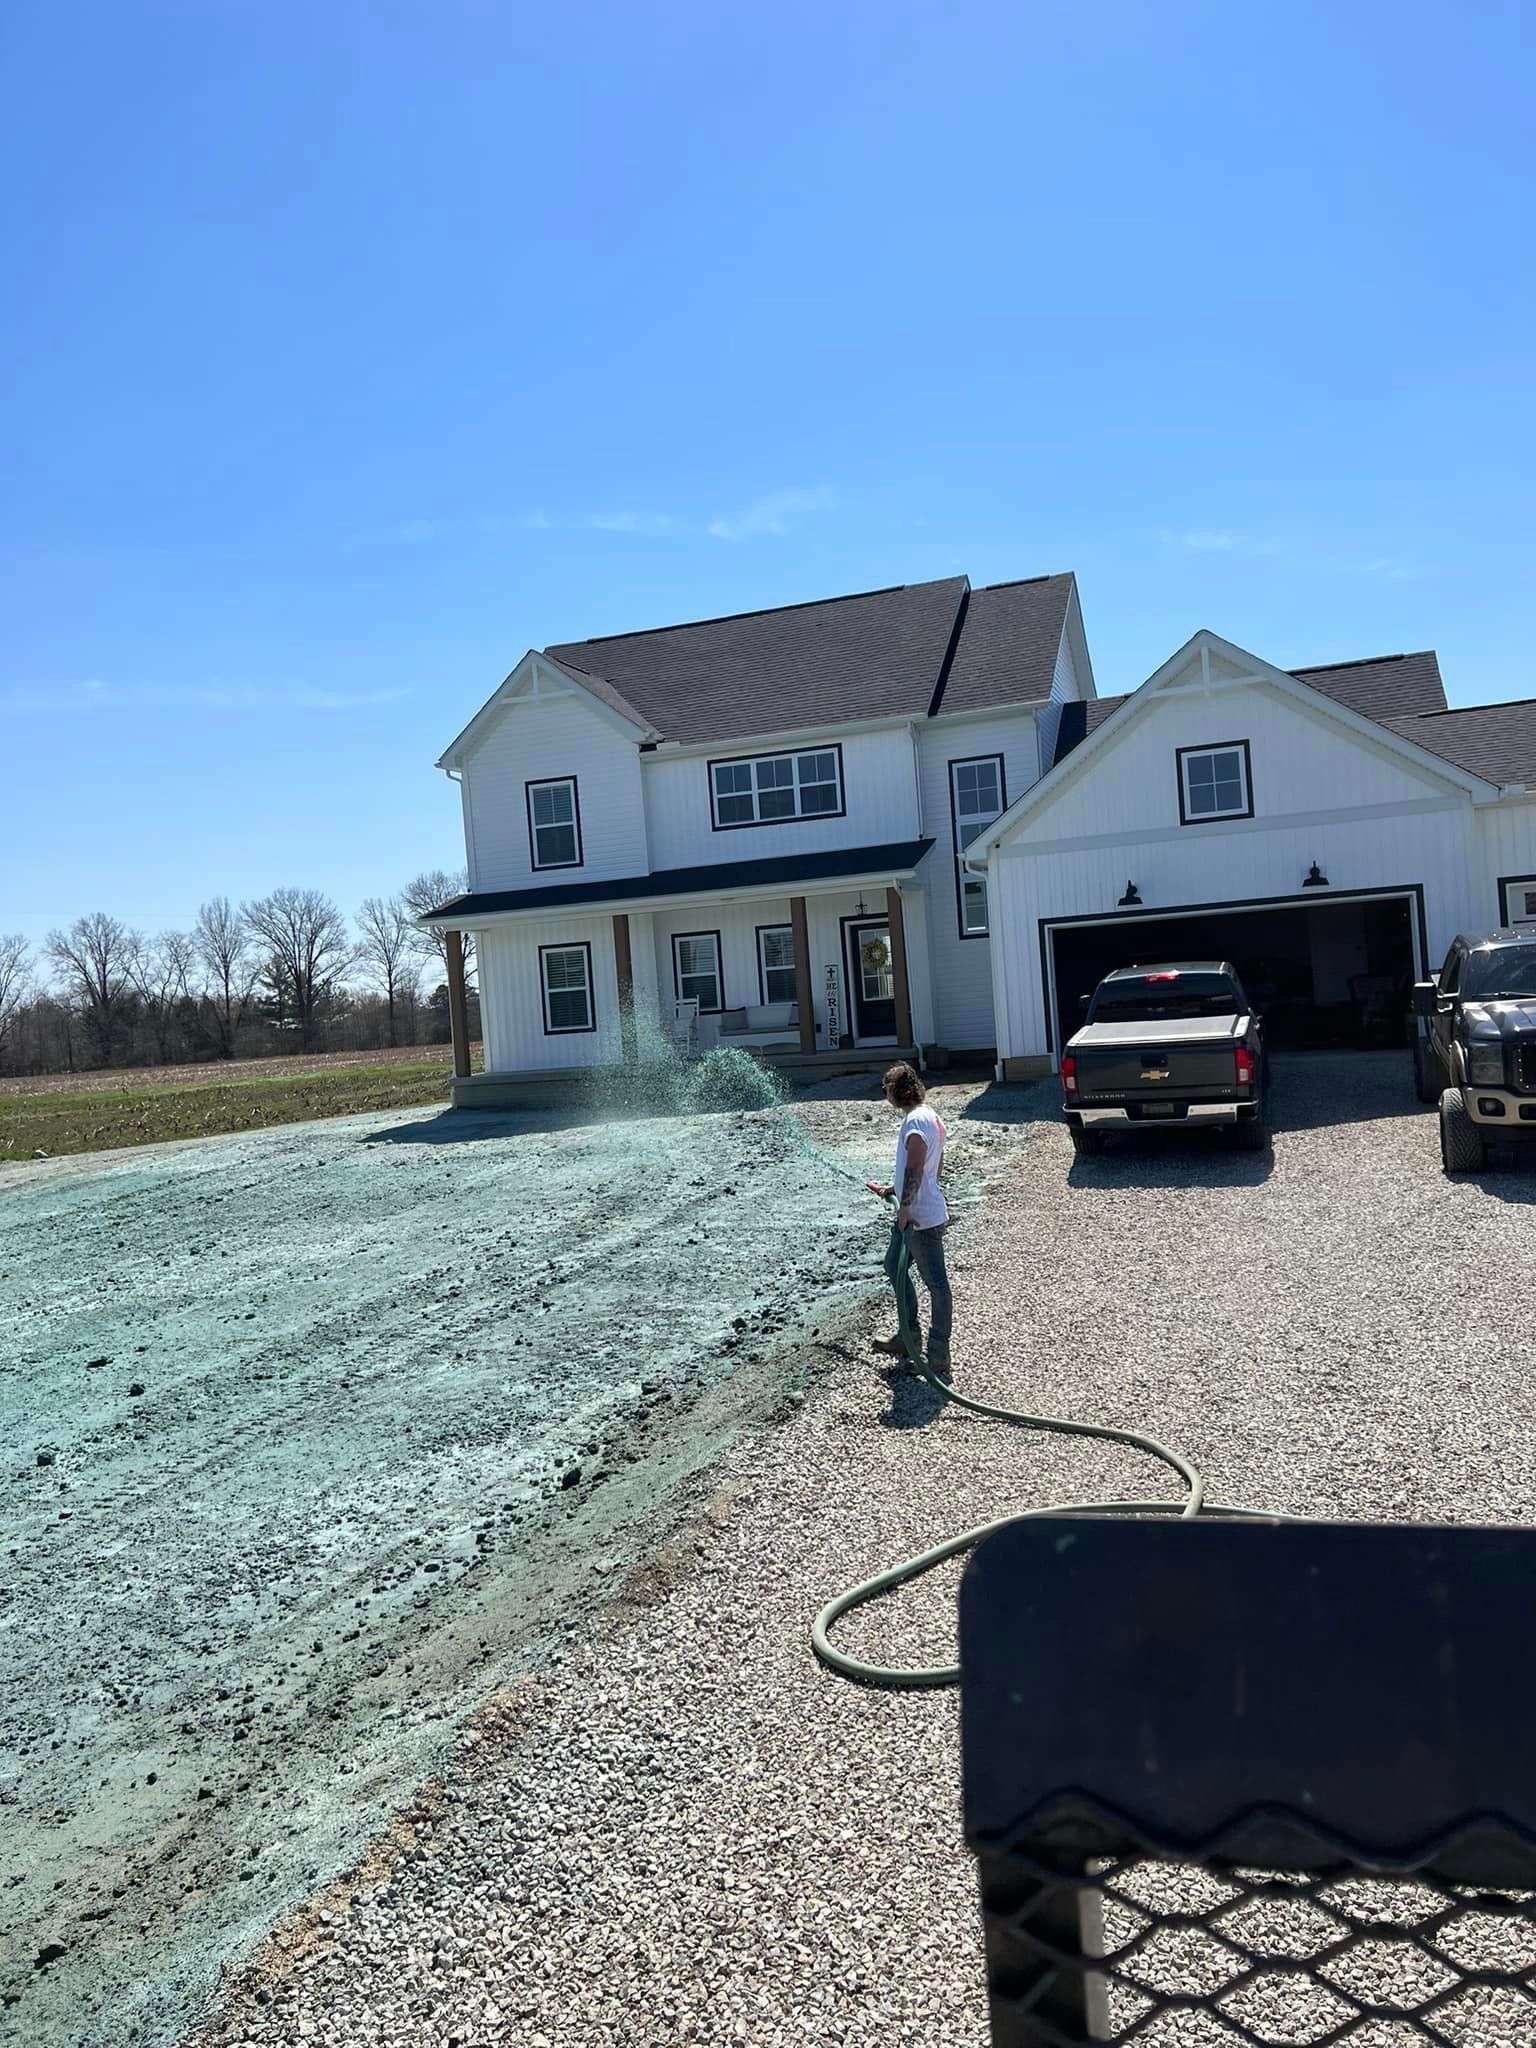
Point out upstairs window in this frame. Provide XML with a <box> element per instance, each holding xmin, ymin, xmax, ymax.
<box><xmin>672</xmin><ymin>930</ymin><xmax>723</xmax><ymax>1014</ymax></box>
<box><xmin>1177</xmin><ymin>741</ymin><xmax>1253</xmax><ymax>825</ymax></box>
<box><xmin>950</xmin><ymin>754</ymin><xmax>1006</xmax><ymax>936</ymax></box>
<box><xmin>539</xmin><ymin>943</ymin><xmax>595</xmax><ymax>1033</ymax></box>
<box><xmin>527</xmin><ymin>777</ymin><xmax>583</xmax><ymax>869</ymax></box>
<box><xmin>709</xmin><ymin>746</ymin><xmax>844</xmax><ymax>829</ymax></box>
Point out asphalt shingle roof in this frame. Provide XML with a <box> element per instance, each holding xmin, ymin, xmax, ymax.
<box><xmin>927</xmin><ymin>574</ymin><xmax>1076</xmax><ymax>718</ymax></box>
<box><xmin>1053</xmin><ymin>660</ymin><xmax>1533</xmax><ymax>789</ymax></box>
<box><xmin>545</xmin><ymin>578</ymin><xmax>970</xmax><ymax>745</ymax></box>
<box><xmin>1290</xmin><ymin>650</ymin><xmax>1447</xmax><ymax>718</ymax></box>
<box><xmin>1384</xmin><ymin>701</ymin><xmax>1536</xmax><ymax>788</ymax></box>
<box><xmin>423</xmin><ymin>840</ymin><xmax>937</xmax><ymax>922</ymax></box>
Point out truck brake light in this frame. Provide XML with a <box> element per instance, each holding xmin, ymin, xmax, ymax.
<box><xmin>1235</xmin><ymin>1045</ymin><xmax>1256</xmax><ymax>1087</ymax></box>
<box><xmin>1062</xmin><ymin>1053</ymin><xmax>1078</xmax><ymax>1094</ymax></box>
<box><xmin>1145</xmin><ymin>971</ymin><xmax>1180</xmax><ymax>983</ymax></box>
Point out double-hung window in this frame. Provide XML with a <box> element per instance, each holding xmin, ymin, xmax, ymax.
<box><xmin>1176</xmin><ymin>742</ymin><xmax>1253</xmax><ymax>825</ymax></box>
<box><xmin>527</xmin><ymin>777</ymin><xmax>582</xmax><ymax>869</ymax></box>
<box><xmin>539</xmin><ymin>942</ymin><xmax>595</xmax><ymax>1033</ymax></box>
<box><xmin>710</xmin><ymin>747</ymin><xmax>844</xmax><ymax>828</ymax></box>
<box><xmin>673</xmin><ymin>931</ymin><xmax>723</xmax><ymax>1014</ymax></box>
<box><xmin>757</xmin><ymin>925</ymin><xmax>798</xmax><ymax>1005</ymax></box>
<box><xmin>949</xmin><ymin>755</ymin><xmax>1006</xmax><ymax>936</ymax></box>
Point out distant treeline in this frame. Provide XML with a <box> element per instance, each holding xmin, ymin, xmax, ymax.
<box><xmin>0</xmin><ymin>872</ymin><xmax>482</xmax><ymax>1078</ymax></box>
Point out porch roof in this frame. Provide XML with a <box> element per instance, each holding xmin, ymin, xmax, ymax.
<box><xmin>421</xmin><ymin>838</ymin><xmax>936</xmax><ymax>926</ymax></box>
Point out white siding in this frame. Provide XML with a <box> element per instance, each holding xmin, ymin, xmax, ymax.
<box><xmin>462</xmin><ymin>694</ymin><xmax>647</xmax><ymax>893</ymax></box>
<box><xmin>648</xmin><ymin>890</ymin><xmax>922</xmax><ymax>1051</ymax></box>
<box><xmin>642</xmin><ymin>726</ymin><xmax>920</xmax><ymax>871</ymax></box>
<box><xmin>1479</xmin><ymin>800</ymin><xmax>1536</xmax><ymax>925</ymax></box>
<box><xmin>985</xmin><ymin>669</ymin><xmax>1536</xmax><ymax>1063</ymax></box>
<box><xmin>1026</xmin><ymin>682</ymin><xmax>1464</xmax><ymax>850</ymax></box>
<box><xmin>475</xmin><ymin>915</ymin><xmax>622</xmax><ymax>1071</ymax></box>
<box><xmin>915</xmin><ymin>709</ymin><xmax>1046</xmax><ymax>1050</ymax></box>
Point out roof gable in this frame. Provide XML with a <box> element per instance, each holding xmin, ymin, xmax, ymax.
<box><xmin>436</xmin><ymin>650</ymin><xmax>653</xmax><ymax>770</ymax></box>
<box><xmin>976</xmin><ymin>629</ymin><xmax>1497</xmax><ymax>859</ymax></box>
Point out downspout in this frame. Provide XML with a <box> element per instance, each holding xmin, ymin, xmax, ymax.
<box><xmin>963</xmin><ymin>845</ymin><xmax>1009</xmax><ymax>1083</ymax></box>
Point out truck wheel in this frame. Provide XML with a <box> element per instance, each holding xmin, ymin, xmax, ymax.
<box><xmin>1438</xmin><ymin>1088</ymin><xmax>1487</xmax><ymax>1174</ymax></box>
<box><xmin>1414</xmin><ymin>1032</ymin><xmax>1448</xmax><ymax>1103</ymax></box>
<box><xmin>1069</xmin><ymin>1123</ymin><xmax>1104</xmax><ymax>1157</ymax></box>
<box><xmin>1234</xmin><ymin>1110</ymin><xmax>1269</xmax><ymax>1152</ymax></box>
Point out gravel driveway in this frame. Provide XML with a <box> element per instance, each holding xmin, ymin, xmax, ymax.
<box><xmin>188</xmin><ymin>1052</ymin><xmax>1536</xmax><ymax>2048</ymax></box>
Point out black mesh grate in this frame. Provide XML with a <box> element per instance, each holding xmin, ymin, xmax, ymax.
<box><xmin>1512</xmin><ymin>1041</ymin><xmax>1536</xmax><ymax>1096</ymax></box>
<box><xmin>982</xmin><ymin>1841</ymin><xmax>1536</xmax><ymax>2046</ymax></box>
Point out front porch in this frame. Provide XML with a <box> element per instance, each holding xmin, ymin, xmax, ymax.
<box><xmin>424</xmin><ymin>840</ymin><xmax>937</xmax><ymax>1102</ymax></box>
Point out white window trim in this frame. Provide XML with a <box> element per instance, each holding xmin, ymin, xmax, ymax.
<box><xmin>708</xmin><ymin>745</ymin><xmax>846</xmax><ymax>830</ymax></box>
<box><xmin>526</xmin><ymin>775</ymin><xmax>583</xmax><ymax>871</ymax></box>
<box><xmin>949</xmin><ymin>753</ymin><xmax>1006</xmax><ymax>939</ymax></box>
<box><xmin>672</xmin><ymin>929</ymin><xmax>724</xmax><ymax>1015</ymax></box>
<box><xmin>538</xmin><ymin>941</ymin><xmax>595</xmax><ymax>1035</ymax></box>
<box><xmin>1176</xmin><ymin>741</ymin><xmax>1253</xmax><ymax>826</ymax></box>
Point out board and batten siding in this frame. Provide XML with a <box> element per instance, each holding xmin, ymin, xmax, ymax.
<box><xmin>641</xmin><ymin>725</ymin><xmax>920</xmax><ymax>872</ymax></box>
<box><xmin>476</xmin><ymin>916</ymin><xmax>621</xmax><ymax>1072</ymax></box>
<box><xmin>1478</xmin><ymin>800</ymin><xmax>1536</xmax><ymax>926</ymax></box>
<box><xmin>648</xmin><ymin>889</ymin><xmax>936</xmax><ymax>1051</ymax></box>
<box><xmin>1025</xmin><ymin>684</ymin><xmax>1466</xmax><ymax>850</ymax></box>
<box><xmin>462</xmin><ymin>695</ymin><xmax>647</xmax><ymax>893</ymax></box>
<box><xmin>914</xmin><ymin>709</ymin><xmax>1046</xmax><ymax>1050</ymax></box>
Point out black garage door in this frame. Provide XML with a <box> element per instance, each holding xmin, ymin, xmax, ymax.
<box><xmin>1047</xmin><ymin>892</ymin><xmax>1420</xmax><ymax>1053</ymax></box>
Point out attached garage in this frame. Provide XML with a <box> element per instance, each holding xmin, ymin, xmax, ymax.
<box><xmin>1044</xmin><ymin>887</ymin><xmax>1424</xmax><ymax>1054</ymax></box>
<box><xmin>970</xmin><ymin>631</ymin><xmax>1536</xmax><ymax>1075</ymax></box>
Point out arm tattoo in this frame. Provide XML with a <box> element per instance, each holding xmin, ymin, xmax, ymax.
<box><xmin>900</xmin><ymin>1135</ymin><xmax>925</xmax><ymax>1207</ymax></box>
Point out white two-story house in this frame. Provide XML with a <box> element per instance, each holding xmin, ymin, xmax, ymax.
<box><xmin>422</xmin><ymin>573</ymin><xmax>1095</xmax><ymax>1100</ymax></box>
<box><xmin>424</xmin><ymin>572</ymin><xmax>1536</xmax><ymax>1101</ymax></box>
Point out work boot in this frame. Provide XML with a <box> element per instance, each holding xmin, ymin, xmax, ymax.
<box><xmin>925</xmin><ymin>1351</ymin><xmax>953</xmax><ymax>1384</ymax></box>
<box><xmin>870</xmin><ymin>1333</ymin><xmax>911</xmax><ymax>1358</ymax></box>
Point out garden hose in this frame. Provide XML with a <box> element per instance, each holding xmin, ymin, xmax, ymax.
<box><xmin>811</xmin><ymin>1212</ymin><xmax>1279</xmax><ymax>1691</ymax></box>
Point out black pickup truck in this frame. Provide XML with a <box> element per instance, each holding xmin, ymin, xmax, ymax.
<box><xmin>1062</xmin><ymin>961</ymin><xmax>1268</xmax><ymax>1156</ymax></box>
<box><xmin>1411</xmin><ymin>928</ymin><xmax>1536</xmax><ymax>1172</ymax></box>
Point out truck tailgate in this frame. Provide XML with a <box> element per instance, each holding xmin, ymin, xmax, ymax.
<box><xmin>1069</xmin><ymin>1013</ymin><xmax>1248</xmax><ymax>1097</ymax></box>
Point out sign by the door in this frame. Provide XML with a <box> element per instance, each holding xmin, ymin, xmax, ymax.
<box><xmin>823</xmin><ymin>963</ymin><xmax>841</xmax><ymax>1048</ymax></box>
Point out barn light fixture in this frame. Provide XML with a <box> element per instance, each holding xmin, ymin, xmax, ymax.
<box><xmin>1303</xmin><ymin>861</ymin><xmax>1329</xmax><ymax>888</ymax></box>
<box><xmin>1118</xmin><ymin>881</ymin><xmax>1142</xmax><ymax>906</ymax></box>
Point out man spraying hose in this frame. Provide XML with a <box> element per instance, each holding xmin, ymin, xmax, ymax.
<box><xmin>870</xmin><ymin>1062</ymin><xmax>953</xmax><ymax>1382</ymax></box>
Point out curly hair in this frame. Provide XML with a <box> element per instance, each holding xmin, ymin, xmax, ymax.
<box><xmin>882</xmin><ymin>1061</ymin><xmax>925</xmax><ymax>1110</ymax></box>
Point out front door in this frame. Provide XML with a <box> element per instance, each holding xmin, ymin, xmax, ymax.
<box><xmin>846</xmin><ymin>919</ymin><xmax>897</xmax><ymax>1042</ymax></box>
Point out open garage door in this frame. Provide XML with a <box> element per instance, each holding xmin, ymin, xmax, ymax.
<box><xmin>1045</xmin><ymin>889</ymin><xmax>1423</xmax><ymax>1054</ymax></box>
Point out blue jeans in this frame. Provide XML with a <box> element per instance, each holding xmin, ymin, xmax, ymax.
<box><xmin>884</xmin><ymin>1222</ymin><xmax>953</xmax><ymax>1364</ymax></box>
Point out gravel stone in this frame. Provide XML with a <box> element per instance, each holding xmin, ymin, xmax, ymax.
<box><xmin>180</xmin><ymin>1053</ymin><xmax>1536</xmax><ymax>2048</ymax></box>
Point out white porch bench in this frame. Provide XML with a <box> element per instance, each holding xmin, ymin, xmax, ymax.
<box><xmin>716</xmin><ymin>1001</ymin><xmax>801</xmax><ymax>1049</ymax></box>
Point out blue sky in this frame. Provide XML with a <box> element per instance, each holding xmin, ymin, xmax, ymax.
<box><xmin>4</xmin><ymin>0</ymin><xmax>1533</xmax><ymax>954</ymax></box>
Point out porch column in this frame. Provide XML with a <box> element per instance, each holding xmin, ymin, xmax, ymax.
<box><xmin>885</xmin><ymin>887</ymin><xmax>915</xmax><ymax>1050</ymax></box>
<box><xmin>445</xmin><ymin>928</ymin><xmax>471</xmax><ymax>1081</ymax></box>
<box><xmin>612</xmin><ymin>912</ymin><xmax>637</xmax><ymax>1063</ymax></box>
<box><xmin>790</xmin><ymin>896</ymin><xmax>816</xmax><ymax>1054</ymax></box>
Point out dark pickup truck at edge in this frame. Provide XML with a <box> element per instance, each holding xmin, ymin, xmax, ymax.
<box><xmin>1062</xmin><ymin>962</ymin><xmax>1268</xmax><ymax>1157</ymax></box>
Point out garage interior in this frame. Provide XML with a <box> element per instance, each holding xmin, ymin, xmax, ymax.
<box><xmin>1049</xmin><ymin>893</ymin><xmax>1418</xmax><ymax>1052</ymax></box>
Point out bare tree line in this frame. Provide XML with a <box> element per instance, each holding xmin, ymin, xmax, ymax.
<box><xmin>1</xmin><ymin>872</ymin><xmax>479</xmax><ymax>1078</ymax></box>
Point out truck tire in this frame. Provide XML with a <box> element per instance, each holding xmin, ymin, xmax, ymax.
<box><xmin>1414</xmin><ymin>1031</ymin><xmax>1448</xmax><ymax>1103</ymax></box>
<box><xmin>1438</xmin><ymin>1087</ymin><xmax>1487</xmax><ymax>1174</ymax></box>
<box><xmin>1234</xmin><ymin>1108</ymin><xmax>1269</xmax><ymax>1152</ymax></box>
<box><xmin>1069</xmin><ymin>1122</ymin><xmax>1104</xmax><ymax>1157</ymax></box>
